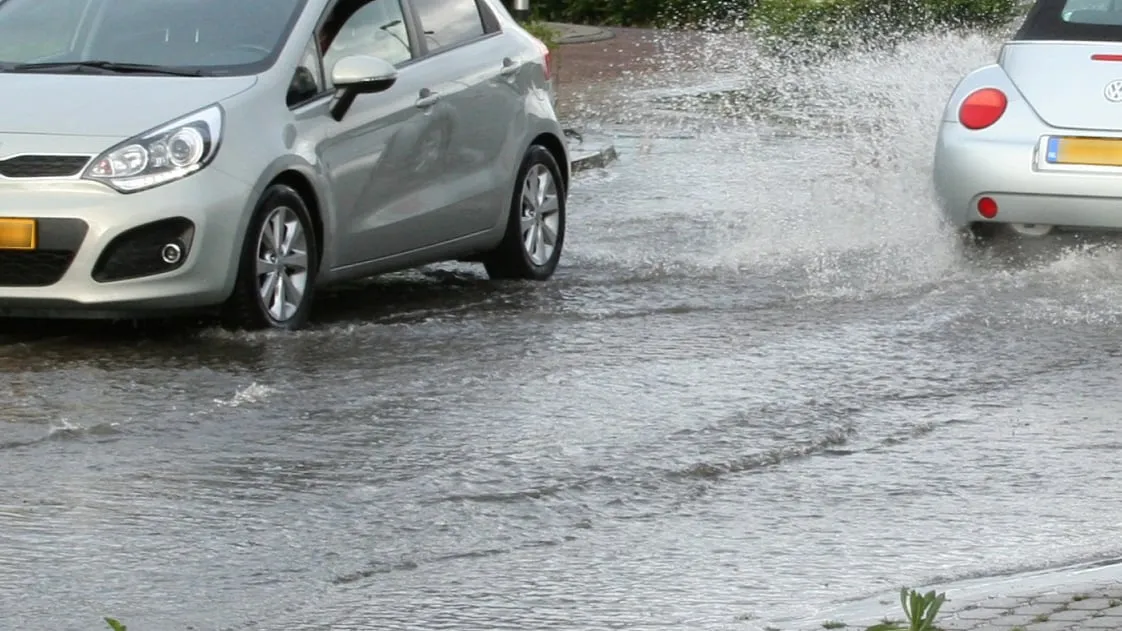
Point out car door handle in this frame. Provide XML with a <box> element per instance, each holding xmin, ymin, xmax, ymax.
<box><xmin>499</xmin><ymin>58</ymin><xmax>520</xmax><ymax>77</ymax></box>
<box><xmin>415</xmin><ymin>91</ymin><xmax>441</xmax><ymax>109</ymax></box>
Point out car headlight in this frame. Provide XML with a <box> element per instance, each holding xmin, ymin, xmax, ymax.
<box><xmin>83</xmin><ymin>104</ymin><xmax>224</xmax><ymax>193</ymax></box>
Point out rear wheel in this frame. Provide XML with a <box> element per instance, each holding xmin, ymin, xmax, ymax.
<box><xmin>221</xmin><ymin>184</ymin><xmax>319</xmax><ymax>331</ymax></box>
<box><xmin>962</xmin><ymin>222</ymin><xmax>1002</xmax><ymax>244</ymax></box>
<box><xmin>483</xmin><ymin>145</ymin><xmax>566</xmax><ymax>280</ymax></box>
<box><xmin>962</xmin><ymin>222</ymin><xmax>1057</xmax><ymax>246</ymax></box>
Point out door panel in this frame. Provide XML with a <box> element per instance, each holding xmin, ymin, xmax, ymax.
<box><xmin>320</xmin><ymin>69</ymin><xmax>437</xmax><ymax>267</ymax></box>
<box><xmin>453</xmin><ymin>34</ymin><xmax>524</xmax><ymax>230</ymax></box>
<box><xmin>406</xmin><ymin>0</ymin><xmax>519</xmax><ymax>239</ymax></box>
<box><xmin>312</xmin><ymin>0</ymin><xmax>466</xmax><ymax>266</ymax></box>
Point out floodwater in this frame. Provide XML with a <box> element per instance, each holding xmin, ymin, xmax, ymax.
<box><xmin>6</xmin><ymin>27</ymin><xmax>1122</xmax><ymax>631</ymax></box>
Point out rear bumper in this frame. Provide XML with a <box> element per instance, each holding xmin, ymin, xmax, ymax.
<box><xmin>933</xmin><ymin>123</ymin><xmax>1122</xmax><ymax>231</ymax></box>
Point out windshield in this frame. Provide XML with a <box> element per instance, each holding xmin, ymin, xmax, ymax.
<box><xmin>0</xmin><ymin>0</ymin><xmax>309</xmax><ymax>74</ymax></box>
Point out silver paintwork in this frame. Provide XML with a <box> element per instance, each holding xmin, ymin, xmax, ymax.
<box><xmin>0</xmin><ymin>0</ymin><xmax>568</xmax><ymax>319</ymax></box>
<box><xmin>330</xmin><ymin>55</ymin><xmax>396</xmax><ymax>88</ymax></box>
<box><xmin>933</xmin><ymin>35</ymin><xmax>1122</xmax><ymax>235</ymax></box>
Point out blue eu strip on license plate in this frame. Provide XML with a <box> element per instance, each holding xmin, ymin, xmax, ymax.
<box><xmin>1046</xmin><ymin>136</ymin><xmax>1059</xmax><ymax>163</ymax></box>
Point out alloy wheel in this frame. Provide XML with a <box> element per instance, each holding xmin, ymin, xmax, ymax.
<box><xmin>255</xmin><ymin>206</ymin><xmax>309</xmax><ymax>322</ymax></box>
<box><xmin>520</xmin><ymin>163</ymin><xmax>561</xmax><ymax>266</ymax></box>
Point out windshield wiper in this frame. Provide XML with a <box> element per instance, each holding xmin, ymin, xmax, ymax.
<box><xmin>5</xmin><ymin>60</ymin><xmax>203</xmax><ymax>76</ymax></box>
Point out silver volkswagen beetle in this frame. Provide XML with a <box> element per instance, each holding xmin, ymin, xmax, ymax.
<box><xmin>0</xmin><ymin>0</ymin><xmax>569</xmax><ymax>330</ymax></box>
<box><xmin>933</xmin><ymin>0</ymin><xmax>1122</xmax><ymax>244</ymax></box>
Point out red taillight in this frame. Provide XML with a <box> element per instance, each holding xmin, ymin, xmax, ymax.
<box><xmin>532</xmin><ymin>38</ymin><xmax>551</xmax><ymax>81</ymax></box>
<box><xmin>977</xmin><ymin>197</ymin><xmax>998</xmax><ymax>219</ymax></box>
<box><xmin>958</xmin><ymin>88</ymin><xmax>1007</xmax><ymax>130</ymax></box>
<box><xmin>1092</xmin><ymin>54</ymin><xmax>1122</xmax><ymax>62</ymax></box>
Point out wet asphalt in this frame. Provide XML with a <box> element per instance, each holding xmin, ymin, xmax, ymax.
<box><xmin>6</xmin><ymin>29</ymin><xmax>1122</xmax><ymax>631</ymax></box>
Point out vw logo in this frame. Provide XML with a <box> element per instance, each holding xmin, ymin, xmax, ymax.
<box><xmin>1105</xmin><ymin>79</ymin><xmax>1122</xmax><ymax>102</ymax></box>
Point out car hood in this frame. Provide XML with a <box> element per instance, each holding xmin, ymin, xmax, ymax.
<box><xmin>0</xmin><ymin>74</ymin><xmax>258</xmax><ymax>138</ymax></box>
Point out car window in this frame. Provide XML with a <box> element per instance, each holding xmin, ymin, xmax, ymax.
<box><xmin>410</xmin><ymin>0</ymin><xmax>485</xmax><ymax>52</ymax></box>
<box><xmin>319</xmin><ymin>0</ymin><xmax>413</xmax><ymax>76</ymax></box>
<box><xmin>1018</xmin><ymin>0</ymin><xmax>1122</xmax><ymax>39</ymax></box>
<box><xmin>1062</xmin><ymin>0</ymin><xmax>1122</xmax><ymax>24</ymax></box>
<box><xmin>288</xmin><ymin>37</ymin><xmax>325</xmax><ymax>106</ymax></box>
<box><xmin>0</xmin><ymin>0</ymin><xmax>308</xmax><ymax>73</ymax></box>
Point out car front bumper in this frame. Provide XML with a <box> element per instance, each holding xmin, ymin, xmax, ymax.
<box><xmin>934</xmin><ymin>122</ymin><xmax>1122</xmax><ymax>232</ymax></box>
<box><xmin>0</xmin><ymin>168</ymin><xmax>252</xmax><ymax>319</ymax></box>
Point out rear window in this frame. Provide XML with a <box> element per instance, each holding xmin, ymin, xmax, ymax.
<box><xmin>1016</xmin><ymin>0</ymin><xmax>1122</xmax><ymax>40</ymax></box>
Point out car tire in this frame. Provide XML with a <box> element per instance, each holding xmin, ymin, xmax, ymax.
<box><xmin>221</xmin><ymin>184</ymin><xmax>319</xmax><ymax>331</ymax></box>
<box><xmin>958</xmin><ymin>222</ymin><xmax>1004</xmax><ymax>246</ymax></box>
<box><xmin>483</xmin><ymin>144</ymin><xmax>566</xmax><ymax>281</ymax></box>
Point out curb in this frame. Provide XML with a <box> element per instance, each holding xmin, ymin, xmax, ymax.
<box><xmin>570</xmin><ymin>145</ymin><xmax>619</xmax><ymax>172</ymax></box>
<box><xmin>545</xmin><ymin>22</ymin><xmax>616</xmax><ymax>45</ymax></box>
<box><xmin>565</xmin><ymin>129</ymin><xmax>618</xmax><ymax>173</ymax></box>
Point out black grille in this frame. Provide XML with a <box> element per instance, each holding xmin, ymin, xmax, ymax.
<box><xmin>0</xmin><ymin>218</ymin><xmax>88</xmax><ymax>287</ymax></box>
<box><xmin>0</xmin><ymin>155</ymin><xmax>91</xmax><ymax>178</ymax></box>
<box><xmin>0</xmin><ymin>251</ymin><xmax>76</xmax><ymax>286</ymax></box>
<box><xmin>93</xmin><ymin>217</ymin><xmax>195</xmax><ymax>282</ymax></box>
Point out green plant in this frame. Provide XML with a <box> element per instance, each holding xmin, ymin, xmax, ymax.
<box><xmin>865</xmin><ymin>588</ymin><xmax>946</xmax><ymax>631</ymax></box>
<box><xmin>747</xmin><ymin>0</ymin><xmax>1017</xmax><ymax>60</ymax></box>
<box><xmin>823</xmin><ymin>621</ymin><xmax>847</xmax><ymax>629</ymax></box>
<box><xmin>865</xmin><ymin>618</ymin><xmax>903</xmax><ymax>631</ymax></box>
<box><xmin>105</xmin><ymin>618</ymin><xmax>127</xmax><ymax>631</ymax></box>
<box><xmin>521</xmin><ymin>20</ymin><xmax>560</xmax><ymax>51</ymax></box>
<box><xmin>900</xmin><ymin>588</ymin><xmax>946</xmax><ymax>631</ymax></box>
<box><xmin>526</xmin><ymin>0</ymin><xmax>1014</xmax><ymax>33</ymax></box>
<box><xmin>529</xmin><ymin>0</ymin><xmax>749</xmax><ymax>28</ymax></box>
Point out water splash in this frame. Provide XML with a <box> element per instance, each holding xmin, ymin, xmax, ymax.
<box><xmin>562</xmin><ymin>26</ymin><xmax>1122</xmax><ymax>306</ymax></box>
<box><xmin>214</xmin><ymin>383</ymin><xmax>277</xmax><ymax>408</ymax></box>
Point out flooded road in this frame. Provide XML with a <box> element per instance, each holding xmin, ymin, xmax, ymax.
<box><xmin>7</xmin><ymin>28</ymin><xmax>1122</xmax><ymax>631</ymax></box>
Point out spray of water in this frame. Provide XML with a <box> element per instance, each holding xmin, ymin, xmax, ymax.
<box><xmin>562</xmin><ymin>24</ymin><xmax>1122</xmax><ymax>306</ymax></box>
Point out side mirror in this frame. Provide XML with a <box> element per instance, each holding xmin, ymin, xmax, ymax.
<box><xmin>330</xmin><ymin>55</ymin><xmax>398</xmax><ymax>121</ymax></box>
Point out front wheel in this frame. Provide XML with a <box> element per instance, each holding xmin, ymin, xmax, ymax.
<box><xmin>221</xmin><ymin>184</ymin><xmax>319</xmax><ymax>331</ymax></box>
<box><xmin>483</xmin><ymin>145</ymin><xmax>566</xmax><ymax>280</ymax></box>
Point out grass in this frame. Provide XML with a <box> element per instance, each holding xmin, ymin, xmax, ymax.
<box><xmin>105</xmin><ymin>619</ymin><xmax>126</xmax><ymax>631</ymax></box>
<box><xmin>823</xmin><ymin>621</ymin><xmax>847</xmax><ymax>629</ymax></box>
<box><xmin>520</xmin><ymin>20</ymin><xmax>560</xmax><ymax>51</ymax></box>
<box><xmin>1033</xmin><ymin>613</ymin><xmax>1049</xmax><ymax>622</ymax></box>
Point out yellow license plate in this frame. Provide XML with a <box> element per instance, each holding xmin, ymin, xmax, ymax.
<box><xmin>1046</xmin><ymin>136</ymin><xmax>1122</xmax><ymax>167</ymax></box>
<box><xmin>0</xmin><ymin>218</ymin><xmax>37</xmax><ymax>250</ymax></box>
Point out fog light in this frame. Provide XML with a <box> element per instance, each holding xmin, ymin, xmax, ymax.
<box><xmin>977</xmin><ymin>197</ymin><xmax>998</xmax><ymax>219</ymax></box>
<box><xmin>161</xmin><ymin>242</ymin><xmax>182</xmax><ymax>264</ymax></box>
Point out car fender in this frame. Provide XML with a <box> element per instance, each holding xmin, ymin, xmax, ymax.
<box><xmin>237</xmin><ymin>155</ymin><xmax>336</xmax><ymax>276</ymax></box>
<box><xmin>939</xmin><ymin>62</ymin><xmax>1034</xmax><ymax>126</ymax></box>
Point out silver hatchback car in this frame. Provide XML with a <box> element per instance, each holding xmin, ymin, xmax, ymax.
<box><xmin>0</xmin><ymin>0</ymin><xmax>569</xmax><ymax>330</ymax></box>
<box><xmin>934</xmin><ymin>0</ymin><xmax>1122</xmax><ymax>244</ymax></box>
